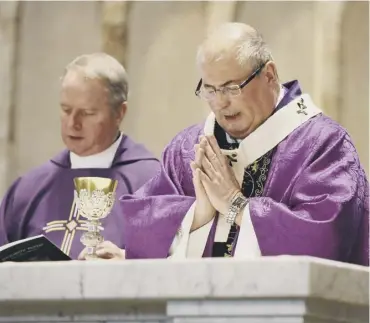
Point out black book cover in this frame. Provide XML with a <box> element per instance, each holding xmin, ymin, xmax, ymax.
<box><xmin>0</xmin><ymin>235</ymin><xmax>71</xmax><ymax>262</ymax></box>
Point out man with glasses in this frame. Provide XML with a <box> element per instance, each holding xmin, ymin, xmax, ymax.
<box><xmin>120</xmin><ymin>23</ymin><xmax>369</xmax><ymax>265</ymax></box>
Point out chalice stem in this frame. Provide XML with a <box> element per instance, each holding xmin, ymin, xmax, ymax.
<box><xmin>81</xmin><ymin>220</ymin><xmax>104</xmax><ymax>260</ymax></box>
<box><xmin>86</xmin><ymin>246</ymin><xmax>98</xmax><ymax>259</ymax></box>
<box><xmin>88</xmin><ymin>220</ymin><xmax>100</xmax><ymax>232</ymax></box>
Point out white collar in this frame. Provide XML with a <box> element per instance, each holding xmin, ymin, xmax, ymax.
<box><xmin>225</xmin><ymin>85</ymin><xmax>286</xmax><ymax>144</ymax></box>
<box><xmin>205</xmin><ymin>93</ymin><xmax>322</xmax><ymax>167</ymax></box>
<box><xmin>70</xmin><ymin>133</ymin><xmax>122</xmax><ymax>169</ymax></box>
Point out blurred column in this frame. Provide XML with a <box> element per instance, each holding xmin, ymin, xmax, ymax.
<box><xmin>101</xmin><ymin>1</ymin><xmax>130</xmax><ymax>67</ymax></box>
<box><xmin>205</xmin><ymin>2</ymin><xmax>237</xmax><ymax>34</ymax></box>
<box><xmin>338</xmin><ymin>2</ymin><xmax>369</xmax><ymax>174</ymax></box>
<box><xmin>312</xmin><ymin>1</ymin><xmax>345</xmax><ymax>120</ymax></box>
<box><xmin>0</xmin><ymin>1</ymin><xmax>20</xmax><ymax>195</ymax></box>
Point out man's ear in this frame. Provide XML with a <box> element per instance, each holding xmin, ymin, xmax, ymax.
<box><xmin>115</xmin><ymin>102</ymin><xmax>127</xmax><ymax>125</ymax></box>
<box><xmin>264</xmin><ymin>61</ymin><xmax>278</xmax><ymax>84</ymax></box>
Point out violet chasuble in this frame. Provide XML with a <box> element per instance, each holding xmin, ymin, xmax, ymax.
<box><xmin>120</xmin><ymin>81</ymin><xmax>369</xmax><ymax>266</ymax></box>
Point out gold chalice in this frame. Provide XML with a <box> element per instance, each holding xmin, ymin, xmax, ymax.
<box><xmin>73</xmin><ymin>177</ymin><xmax>118</xmax><ymax>260</ymax></box>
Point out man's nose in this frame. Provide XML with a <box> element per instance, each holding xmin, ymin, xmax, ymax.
<box><xmin>213</xmin><ymin>91</ymin><xmax>231</xmax><ymax>110</ymax></box>
<box><xmin>67</xmin><ymin>114</ymin><xmax>82</xmax><ymax>130</ymax></box>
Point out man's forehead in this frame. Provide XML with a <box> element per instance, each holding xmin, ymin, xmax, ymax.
<box><xmin>60</xmin><ymin>74</ymin><xmax>109</xmax><ymax>104</ymax></box>
<box><xmin>62</xmin><ymin>72</ymin><xmax>105</xmax><ymax>94</ymax></box>
<box><xmin>200</xmin><ymin>62</ymin><xmax>250</xmax><ymax>87</ymax></box>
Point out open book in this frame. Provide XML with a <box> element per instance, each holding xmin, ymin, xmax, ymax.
<box><xmin>0</xmin><ymin>235</ymin><xmax>71</xmax><ymax>262</ymax></box>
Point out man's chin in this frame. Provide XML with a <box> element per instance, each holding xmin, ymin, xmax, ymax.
<box><xmin>222</xmin><ymin>124</ymin><xmax>252</xmax><ymax>140</ymax></box>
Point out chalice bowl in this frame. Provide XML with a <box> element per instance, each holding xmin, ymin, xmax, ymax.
<box><xmin>73</xmin><ymin>177</ymin><xmax>118</xmax><ymax>260</ymax></box>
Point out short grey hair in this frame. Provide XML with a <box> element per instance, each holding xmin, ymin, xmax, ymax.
<box><xmin>62</xmin><ymin>52</ymin><xmax>129</xmax><ymax>110</ymax></box>
<box><xmin>196</xmin><ymin>22</ymin><xmax>273</xmax><ymax>71</ymax></box>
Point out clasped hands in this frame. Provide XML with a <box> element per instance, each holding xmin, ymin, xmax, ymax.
<box><xmin>190</xmin><ymin>135</ymin><xmax>241</xmax><ymax>230</ymax></box>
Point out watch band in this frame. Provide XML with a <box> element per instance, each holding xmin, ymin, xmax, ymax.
<box><xmin>226</xmin><ymin>192</ymin><xmax>249</xmax><ymax>224</ymax></box>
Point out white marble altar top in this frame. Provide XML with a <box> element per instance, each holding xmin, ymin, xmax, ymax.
<box><xmin>0</xmin><ymin>256</ymin><xmax>368</xmax><ymax>305</ymax></box>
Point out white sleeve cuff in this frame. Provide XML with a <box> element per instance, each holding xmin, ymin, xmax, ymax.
<box><xmin>233</xmin><ymin>203</ymin><xmax>261</xmax><ymax>258</ymax></box>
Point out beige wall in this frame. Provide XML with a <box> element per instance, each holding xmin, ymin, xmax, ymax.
<box><xmin>236</xmin><ymin>1</ymin><xmax>317</xmax><ymax>96</ymax></box>
<box><xmin>339</xmin><ymin>1</ymin><xmax>369</xmax><ymax>174</ymax></box>
<box><xmin>12</xmin><ymin>1</ymin><xmax>102</xmax><ymax>181</ymax></box>
<box><xmin>124</xmin><ymin>1</ymin><xmax>206</xmax><ymax>156</ymax></box>
<box><xmin>0</xmin><ymin>2</ymin><xmax>19</xmax><ymax>194</ymax></box>
<box><xmin>0</xmin><ymin>1</ymin><xmax>368</xmax><ymax>195</ymax></box>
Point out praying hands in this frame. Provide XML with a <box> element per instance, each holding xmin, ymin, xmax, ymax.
<box><xmin>194</xmin><ymin>135</ymin><xmax>241</xmax><ymax>215</ymax></box>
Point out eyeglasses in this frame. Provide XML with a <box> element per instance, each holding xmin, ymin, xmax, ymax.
<box><xmin>194</xmin><ymin>61</ymin><xmax>267</xmax><ymax>101</ymax></box>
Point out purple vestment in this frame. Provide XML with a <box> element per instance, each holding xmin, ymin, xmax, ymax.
<box><xmin>0</xmin><ymin>135</ymin><xmax>160</xmax><ymax>259</ymax></box>
<box><xmin>120</xmin><ymin>81</ymin><xmax>369</xmax><ymax>266</ymax></box>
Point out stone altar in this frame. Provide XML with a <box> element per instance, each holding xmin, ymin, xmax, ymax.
<box><xmin>0</xmin><ymin>256</ymin><xmax>368</xmax><ymax>322</ymax></box>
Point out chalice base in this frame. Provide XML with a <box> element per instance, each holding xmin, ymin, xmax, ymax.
<box><xmin>85</xmin><ymin>247</ymin><xmax>102</xmax><ymax>261</ymax></box>
<box><xmin>80</xmin><ymin>225</ymin><xmax>104</xmax><ymax>260</ymax></box>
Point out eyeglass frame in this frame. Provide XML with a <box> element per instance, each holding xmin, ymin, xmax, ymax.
<box><xmin>194</xmin><ymin>61</ymin><xmax>268</xmax><ymax>100</ymax></box>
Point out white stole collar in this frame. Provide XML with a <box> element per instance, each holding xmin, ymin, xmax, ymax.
<box><xmin>70</xmin><ymin>133</ymin><xmax>122</xmax><ymax>169</ymax></box>
<box><xmin>204</xmin><ymin>94</ymin><xmax>322</xmax><ymax>171</ymax></box>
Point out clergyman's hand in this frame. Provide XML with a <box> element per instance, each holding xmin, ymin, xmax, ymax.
<box><xmin>199</xmin><ymin>135</ymin><xmax>240</xmax><ymax>215</ymax></box>
<box><xmin>190</xmin><ymin>138</ymin><xmax>216</xmax><ymax>231</ymax></box>
<box><xmin>78</xmin><ymin>241</ymin><xmax>126</xmax><ymax>260</ymax></box>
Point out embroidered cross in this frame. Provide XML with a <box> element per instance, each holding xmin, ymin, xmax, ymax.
<box><xmin>296</xmin><ymin>98</ymin><xmax>308</xmax><ymax>115</ymax></box>
<box><xmin>42</xmin><ymin>201</ymin><xmax>103</xmax><ymax>256</ymax></box>
<box><xmin>42</xmin><ymin>218</ymin><xmax>89</xmax><ymax>255</ymax></box>
<box><xmin>251</xmin><ymin>161</ymin><xmax>259</xmax><ymax>174</ymax></box>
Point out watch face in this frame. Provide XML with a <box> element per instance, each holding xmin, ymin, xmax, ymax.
<box><xmin>234</xmin><ymin>196</ymin><xmax>245</xmax><ymax>206</ymax></box>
